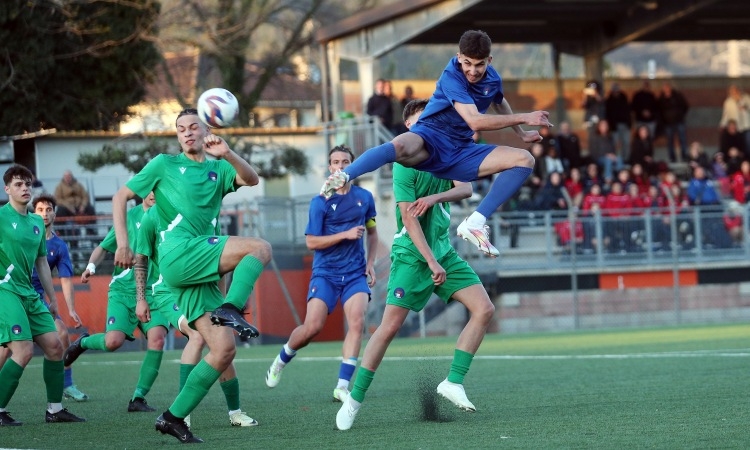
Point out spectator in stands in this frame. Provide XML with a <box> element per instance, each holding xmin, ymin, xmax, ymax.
<box><xmin>657</xmin><ymin>82</ymin><xmax>690</xmax><ymax>163</ymax></box>
<box><xmin>686</xmin><ymin>141</ymin><xmax>712</xmax><ymax>175</ymax></box>
<box><xmin>730</xmin><ymin>160</ymin><xmax>750</xmax><ymax>203</ymax></box>
<box><xmin>631</xmin><ymin>80</ymin><xmax>659</xmax><ymax>138</ymax></box>
<box><xmin>366</xmin><ymin>78</ymin><xmax>393</xmax><ymax>129</ymax></box>
<box><xmin>55</xmin><ymin>170</ymin><xmax>96</xmax><ymax>239</ymax></box>
<box><xmin>582</xmin><ymin>162</ymin><xmax>604</xmax><ymax>194</ymax></box>
<box><xmin>385</xmin><ymin>81</ymin><xmax>406</xmax><ymax>135</ymax></box>
<box><xmin>629</xmin><ymin>124</ymin><xmax>656</xmax><ymax>175</ymax></box>
<box><xmin>712</xmin><ymin>151</ymin><xmax>731</xmax><ymax>196</ymax></box>
<box><xmin>30</xmin><ymin>169</ymin><xmax>45</xmax><ymax>200</ymax></box>
<box><xmin>602</xmin><ymin>181</ymin><xmax>633</xmax><ymax>252</ymax></box>
<box><xmin>526</xmin><ymin>142</ymin><xmax>548</xmax><ymax>197</ymax></box>
<box><xmin>687</xmin><ymin>166</ymin><xmax>721</xmax><ymax>206</ymax></box>
<box><xmin>400</xmin><ymin>85</ymin><xmax>415</xmax><ymax>110</ymax></box>
<box><xmin>719</xmin><ymin>119</ymin><xmax>747</xmax><ymax>157</ymax></box>
<box><xmin>544</xmin><ymin>146</ymin><xmax>565</xmax><ymax>176</ymax></box>
<box><xmin>582</xmin><ymin>80</ymin><xmax>605</xmax><ymax>138</ymax></box>
<box><xmin>615</xmin><ymin>168</ymin><xmax>633</xmax><ymax>193</ymax></box>
<box><xmin>719</xmin><ymin>84</ymin><xmax>750</xmax><ymax>153</ymax></box>
<box><xmin>532</xmin><ymin>172</ymin><xmax>567</xmax><ymax>211</ymax></box>
<box><xmin>640</xmin><ymin>184</ymin><xmax>670</xmax><ymax>251</ymax></box>
<box><xmin>630</xmin><ymin>163</ymin><xmax>652</xmax><ymax>195</ymax></box>
<box><xmin>658</xmin><ymin>170</ymin><xmax>679</xmax><ymax>192</ymax></box>
<box><xmin>539</xmin><ymin>126</ymin><xmax>557</xmax><ymax>153</ymax></box>
<box><xmin>726</xmin><ymin>146</ymin><xmax>745</xmax><ymax>176</ymax></box>
<box><xmin>564</xmin><ymin>167</ymin><xmax>584</xmax><ymax>208</ymax></box>
<box><xmin>556</xmin><ymin>121</ymin><xmax>583</xmax><ymax>170</ymax></box>
<box><xmin>723</xmin><ymin>200</ymin><xmax>744</xmax><ymax>246</ymax></box>
<box><xmin>588</xmin><ymin>119</ymin><xmax>622</xmax><ymax>183</ymax></box>
<box><xmin>580</xmin><ymin>184</ymin><xmax>606</xmax><ymax>253</ymax></box>
<box><xmin>605</xmin><ymin>83</ymin><xmax>631</xmax><ymax>161</ymax></box>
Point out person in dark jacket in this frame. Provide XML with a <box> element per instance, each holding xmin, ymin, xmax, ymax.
<box><xmin>658</xmin><ymin>82</ymin><xmax>690</xmax><ymax>163</ymax></box>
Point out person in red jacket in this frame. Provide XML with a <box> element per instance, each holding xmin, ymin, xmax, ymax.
<box><xmin>730</xmin><ymin>160</ymin><xmax>750</xmax><ymax>203</ymax></box>
<box><xmin>602</xmin><ymin>182</ymin><xmax>634</xmax><ymax>252</ymax></box>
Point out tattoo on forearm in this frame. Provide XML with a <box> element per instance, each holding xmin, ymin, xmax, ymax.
<box><xmin>134</xmin><ymin>256</ymin><xmax>147</xmax><ymax>302</ymax></box>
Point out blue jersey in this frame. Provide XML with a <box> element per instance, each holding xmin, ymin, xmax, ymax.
<box><xmin>32</xmin><ymin>232</ymin><xmax>74</xmax><ymax>297</ymax></box>
<box><xmin>417</xmin><ymin>56</ymin><xmax>505</xmax><ymax>142</ymax></box>
<box><xmin>305</xmin><ymin>185</ymin><xmax>376</xmax><ymax>276</ymax></box>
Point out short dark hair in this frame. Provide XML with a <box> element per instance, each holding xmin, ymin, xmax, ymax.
<box><xmin>176</xmin><ymin>108</ymin><xmax>199</xmax><ymax>125</ymax></box>
<box><xmin>3</xmin><ymin>164</ymin><xmax>32</xmax><ymax>186</ymax></box>
<box><xmin>402</xmin><ymin>99</ymin><xmax>429</xmax><ymax>123</ymax></box>
<box><xmin>33</xmin><ymin>193</ymin><xmax>57</xmax><ymax>210</ymax></box>
<box><xmin>458</xmin><ymin>30</ymin><xmax>491</xmax><ymax>59</ymax></box>
<box><xmin>329</xmin><ymin>145</ymin><xmax>355</xmax><ymax>163</ymax></box>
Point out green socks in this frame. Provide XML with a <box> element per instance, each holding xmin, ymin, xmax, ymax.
<box><xmin>224</xmin><ymin>256</ymin><xmax>265</xmax><ymax>311</ymax></box>
<box><xmin>0</xmin><ymin>358</ymin><xmax>24</xmax><ymax>408</ymax></box>
<box><xmin>43</xmin><ymin>358</ymin><xmax>64</xmax><ymax>403</ymax></box>
<box><xmin>81</xmin><ymin>333</ymin><xmax>108</xmax><ymax>351</ymax></box>
<box><xmin>220</xmin><ymin>377</ymin><xmax>241</xmax><ymax>411</ymax></box>
<box><xmin>179</xmin><ymin>364</ymin><xmax>197</xmax><ymax>392</ymax></box>
<box><xmin>350</xmin><ymin>367</ymin><xmax>375</xmax><ymax>403</ymax></box>
<box><xmin>168</xmin><ymin>360</ymin><xmax>221</xmax><ymax>418</ymax></box>
<box><xmin>447</xmin><ymin>349</ymin><xmax>474</xmax><ymax>385</ymax></box>
<box><xmin>132</xmin><ymin>349</ymin><xmax>163</xmax><ymax>400</ymax></box>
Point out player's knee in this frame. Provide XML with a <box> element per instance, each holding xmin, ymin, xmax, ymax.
<box><xmin>254</xmin><ymin>239</ymin><xmax>272</xmax><ymax>265</ymax></box>
<box><xmin>104</xmin><ymin>334</ymin><xmax>124</xmax><ymax>352</ymax></box>
<box><xmin>13</xmin><ymin>347</ymin><xmax>34</xmax><ymax>367</ymax></box>
<box><xmin>519</xmin><ymin>149</ymin><xmax>535</xmax><ymax>169</ymax></box>
<box><xmin>345</xmin><ymin>315</ymin><xmax>365</xmax><ymax>334</ymax></box>
<box><xmin>474</xmin><ymin>300</ymin><xmax>495</xmax><ymax>324</ymax></box>
<box><xmin>392</xmin><ymin>139</ymin><xmax>417</xmax><ymax>159</ymax></box>
<box><xmin>43</xmin><ymin>339</ymin><xmax>64</xmax><ymax>361</ymax></box>
<box><xmin>148</xmin><ymin>332</ymin><xmax>166</xmax><ymax>350</ymax></box>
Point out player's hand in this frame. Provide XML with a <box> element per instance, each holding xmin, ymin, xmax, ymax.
<box><xmin>519</xmin><ymin>130</ymin><xmax>542</xmax><ymax>143</ymax></box>
<box><xmin>524</xmin><ymin>110</ymin><xmax>553</xmax><ymax>127</ymax></box>
<box><xmin>81</xmin><ymin>270</ymin><xmax>92</xmax><ymax>284</ymax></box>
<box><xmin>407</xmin><ymin>196</ymin><xmax>436</xmax><ymax>217</ymax></box>
<box><xmin>428</xmin><ymin>261</ymin><xmax>446</xmax><ymax>286</ymax></box>
<box><xmin>343</xmin><ymin>225</ymin><xmax>365</xmax><ymax>240</ymax></box>
<box><xmin>203</xmin><ymin>134</ymin><xmax>230</xmax><ymax>158</ymax></box>
<box><xmin>366</xmin><ymin>266</ymin><xmax>376</xmax><ymax>287</ymax></box>
<box><xmin>47</xmin><ymin>299</ymin><xmax>59</xmax><ymax>318</ymax></box>
<box><xmin>68</xmin><ymin>309</ymin><xmax>83</xmax><ymax>328</ymax></box>
<box><xmin>114</xmin><ymin>247</ymin><xmax>135</xmax><ymax>269</ymax></box>
<box><xmin>136</xmin><ymin>300</ymin><xmax>151</xmax><ymax>323</ymax></box>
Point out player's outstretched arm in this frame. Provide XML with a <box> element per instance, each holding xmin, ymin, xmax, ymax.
<box><xmin>407</xmin><ymin>182</ymin><xmax>473</xmax><ymax>217</ymax></box>
<box><xmin>454</xmin><ymin>100</ymin><xmax>550</xmax><ymax>143</ymax></box>
<box><xmin>203</xmin><ymin>134</ymin><xmax>260</xmax><ymax>187</ymax></box>
<box><xmin>36</xmin><ymin>256</ymin><xmax>59</xmax><ymax>317</ymax></box>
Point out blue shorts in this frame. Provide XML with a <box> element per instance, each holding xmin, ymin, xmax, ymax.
<box><xmin>410</xmin><ymin>122</ymin><xmax>496</xmax><ymax>182</ymax></box>
<box><xmin>307</xmin><ymin>273</ymin><xmax>371</xmax><ymax>315</ymax></box>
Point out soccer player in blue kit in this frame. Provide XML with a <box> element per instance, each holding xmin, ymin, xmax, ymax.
<box><xmin>266</xmin><ymin>145</ymin><xmax>378</xmax><ymax>402</ymax></box>
<box><xmin>321</xmin><ymin>30</ymin><xmax>553</xmax><ymax>257</ymax></box>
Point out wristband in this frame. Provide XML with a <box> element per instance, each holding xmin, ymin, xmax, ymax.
<box><xmin>86</xmin><ymin>263</ymin><xmax>96</xmax><ymax>274</ymax></box>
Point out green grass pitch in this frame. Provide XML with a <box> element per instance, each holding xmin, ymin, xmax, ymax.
<box><xmin>2</xmin><ymin>323</ymin><xmax>749</xmax><ymax>449</ymax></box>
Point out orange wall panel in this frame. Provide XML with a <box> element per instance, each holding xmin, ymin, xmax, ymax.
<box><xmin>599</xmin><ymin>270</ymin><xmax>697</xmax><ymax>290</ymax></box>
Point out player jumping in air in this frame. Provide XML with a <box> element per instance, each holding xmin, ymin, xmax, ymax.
<box><xmin>336</xmin><ymin>99</ymin><xmax>495</xmax><ymax>430</ymax></box>
<box><xmin>321</xmin><ymin>30</ymin><xmax>552</xmax><ymax>257</ymax></box>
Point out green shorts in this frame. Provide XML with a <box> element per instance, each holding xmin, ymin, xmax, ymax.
<box><xmin>151</xmin><ymin>289</ymin><xmax>184</xmax><ymax>330</ymax></box>
<box><xmin>386</xmin><ymin>248</ymin><xmax>481</xmax><ymax>312</ymax></box>
<box><xmin>174</xmin><ymin>283</ymin><xmax>224</xmax><ymax>327</ymax></box>
<box><xmin>0</xmin><ymin>290</ymin><xmax>57</xmax><ymax>345</ymax></box>
<box><xmin>106</xmin><ymin>293</ymin><xmax>169</xmax><ymax>339</ymax></box>
<box><xmin>159</xmin><ymin>235</ymin><xmax>228</xmax><ymax>288</ymax></box>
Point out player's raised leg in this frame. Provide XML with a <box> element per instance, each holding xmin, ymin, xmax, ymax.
<box><xmin>457</xmin><ymin>146</ymin><xmax>534</xmax><ymax>257</ymax></box>
<box><xmin>436</xmin><ymin>284</ymin><xmax>494</xmax><ymax>412</ymax></box>
<box><xmin>321</xmin><ymin>133</ymin><xmax>428</xmax><ymax>198</ymax></box>
<box><xmin>211</xmin><ymin>236</ymin><xmax>271</xmax><ymax>338</ymax></box>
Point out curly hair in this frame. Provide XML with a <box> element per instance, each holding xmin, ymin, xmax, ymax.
<box><xmin>458</xmin><ymin>30</ymin><xmax>491</xmax><ymax>60</ymax></box>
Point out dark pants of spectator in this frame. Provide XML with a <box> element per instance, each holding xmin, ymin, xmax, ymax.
<box><xmin>664</xmin><ymin>122</ymin><xmax>687</xmax><ymax>162</ymax></box>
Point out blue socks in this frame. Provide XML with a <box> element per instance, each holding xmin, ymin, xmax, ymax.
<box><xmin>64</xmin><ymin>367</ymin><xmax>73</xmax><ymax>389</ymax></box>
<box><xmin>343</xmin><ymin>142</ymin><xmax>396</xmax><ymax>180</ymax></box>
<box><xmin>477</xmin><ymin>167</ymin><xmax>532</xmax><ymax>217</ymax></box>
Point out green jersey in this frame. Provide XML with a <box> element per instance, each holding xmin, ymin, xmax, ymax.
<box><xmin>391</xmin><ymin>163</ymin><xmax>453</xmax><ymax>261</ymax></box>
<box><xmin>0</xmin><ymin>203</ymin><xmax>46</xmax><ymax>298</ymax></box>
<box><xmin>100</xmin><ymin>204</ymin><xmax>158</xmax><ymax>298</ymax></box>
<box><xmin>126</xmin><ymin>153</ymin><xmax>237</xmax><ymax>251</ymax></box>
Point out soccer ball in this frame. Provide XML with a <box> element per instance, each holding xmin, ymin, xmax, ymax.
<box><xmin>197</xmin><ymin>88</ymin><xmax>239</xmax><ymax>128</ymax></box>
